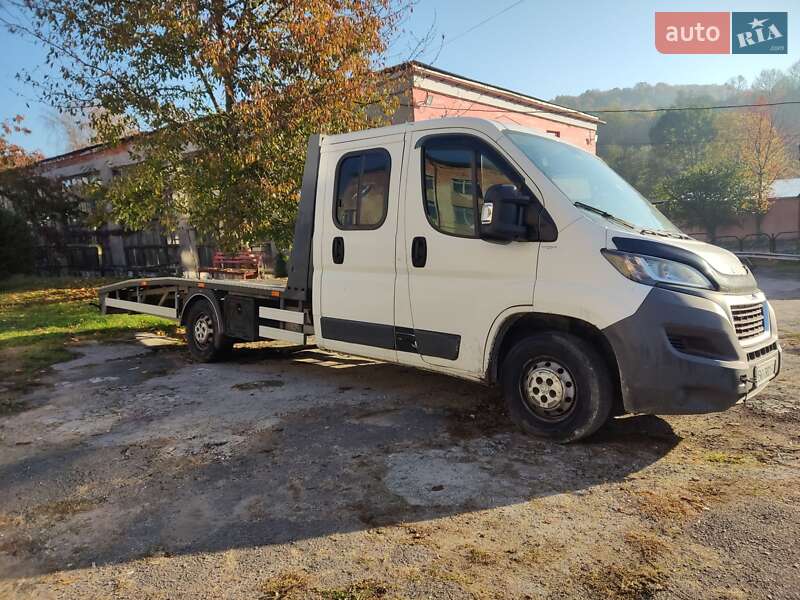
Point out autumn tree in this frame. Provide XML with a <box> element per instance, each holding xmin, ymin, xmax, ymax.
<box><xmin>0</xmin><ymin>116</ymin><xmax>83</xmax><ymax>275</ymax></box>
<box><xmin>658</xmin><ymin>160</ymin><xmax>756</xmax><ymax>240</ymax></box>
<box><xmin>714</xmin><ymin>107</ymin><xmax>794</xmax><ymax>231</ymax></box>
<box><xmin>0</xmin><ymin>115</ymin><xmax>41</xmax><ymax>170</ymax></box>
<box><xmin>11</xmin><ymin>0</ymin><xmax>406</xmax><ymax>251</ymax></box>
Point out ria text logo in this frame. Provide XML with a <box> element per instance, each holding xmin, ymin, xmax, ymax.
<box><xmin>732</xmin><ymin>13</ymin><xmax>787</xmax><ymax>54</ymax></box>
<box><xmin>655</xmin><ymin>12</ymin><xmax>787</xmax><ymax>54</ymax></box>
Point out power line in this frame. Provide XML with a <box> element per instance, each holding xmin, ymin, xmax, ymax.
<box><xmin>403</xmin><ymin>99</ymin><xmax>800</xmax><ymax>120</ymax></box>
<box><xmin>441</xmin><ymin>0</ymin><xmax>526</xmax><ymax>47</ymax></box>
<box><xmin>585</xmin><ymin>100</ymin><xmax>800</xmax><ymax>114</ymax></box>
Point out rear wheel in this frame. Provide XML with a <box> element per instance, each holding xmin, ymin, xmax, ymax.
<box><xmin>185</xmin><ymin>300</ymin><xmax>234</xmax><ymax>362</ymax></box>
<box><xmin>501</xmin><ymin>332</ymin><xmax>613</xmax><ymax>443</ymax></box>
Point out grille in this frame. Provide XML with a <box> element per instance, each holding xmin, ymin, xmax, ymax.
<box><xmin>747</xmin><ymin>341</ymin><xmax>778</xmax><ymax>362</ymax></box>
<box><xmin>667</xmin><ymin>334</ymin><xmax>686</xmax><ymax>352</ymax></box>
<box><xmin>731</xmin><ymin>302</ymin><xmax>766</xmax><ymax>341</ymax></box>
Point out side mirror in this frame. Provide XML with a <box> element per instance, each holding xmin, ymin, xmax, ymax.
<box><xmin>479</xmin><ymin>184</ymin><xmax>532</xmax><ymax>241</ymax></box>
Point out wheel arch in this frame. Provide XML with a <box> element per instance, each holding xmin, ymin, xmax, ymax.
<box><xmin>485</xmin><ymin>310</ymin><xmax>624</xmax><ymax>414</ymax></box>
<box><xmin>180</xmin><ymin>289</ymin><xmax>225</xmax><ymax>334</ymax></box>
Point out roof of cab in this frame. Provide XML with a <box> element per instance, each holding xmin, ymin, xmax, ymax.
<box><xmin>321</xmin><ymin>117</ymin><xmax>515</xmax><ymax>146</ymax></box>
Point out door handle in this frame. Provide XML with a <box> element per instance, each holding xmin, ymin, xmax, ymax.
<box><xmin>411</xmin><ymin>236</ymin><xmax>427</xmax><ymax>268</ymax></box>
<box><xmin>332</xmin><ymin>236</ymin><xmax>345</xmax><ymax>264</ymax></box>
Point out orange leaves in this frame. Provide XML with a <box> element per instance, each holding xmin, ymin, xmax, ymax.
<box><xmin>0</xmin><ymin>116</ymin><xmax>43</xmax><ymax>171</ymax></box>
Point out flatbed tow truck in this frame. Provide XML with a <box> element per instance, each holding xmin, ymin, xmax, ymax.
<box><xmin>100</xmin><ymin>118</ymin><xmax>780</xmax><ymax>442</ymax></box>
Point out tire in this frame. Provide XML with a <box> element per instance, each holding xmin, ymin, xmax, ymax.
<box><xmin>501</xmin><ymin>332</ymin><xmax>613</xmax><ymax>443</ymax></box>
<box><xmin>185</xmin><ymin>300</ymin><xmax>234</xmax><ymax>362</ymax></box>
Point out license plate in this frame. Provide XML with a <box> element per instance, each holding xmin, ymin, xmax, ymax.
<box><xmin>754</xmin><ymin>356</ymin><xmax>778</xmax><ymax>385</ymax></box>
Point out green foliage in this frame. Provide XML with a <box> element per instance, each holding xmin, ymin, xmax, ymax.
<box><xmin>0</xmin><ymin>207</ymin><xmax>35</xmax><ymax>280</ymax></box>
<box><xmin>1</xmin><ymin>115</ymin><xmax>85</xmax><ymax>251</ymax></box>
<box><xmin>649</xmin><ymin>102</ymin><xmax>718</xmax><ymax>175</ymax></box>
<box><xmin>274</xmin><ymin>252</ymin><xmax>288</xmax><ymax>278</ymax></box>
<box><xmin>0</xmin><ymin>169</ymin><xmax>85</xmax><ymax>245</ymax></box>
<box><xmin>657</xmin><ymin>161</ymin><xmax>756</xmax><ymax>238</ymax></box>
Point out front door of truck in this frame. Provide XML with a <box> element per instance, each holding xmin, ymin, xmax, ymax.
<box><xmin>317</xmin><ymin>134</ymin><xmax>405</xmax><ymax>361</ymax></box>
<box><xmin>402</xmin><ymin>130</ymin><xmax>541</xmax><ymax>374</ymax></box>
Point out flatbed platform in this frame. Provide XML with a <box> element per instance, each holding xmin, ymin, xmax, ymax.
<box><xmin>98</xmin><ymin>276</ymin><xmax>311</xmax><ymax>345</ymax></box>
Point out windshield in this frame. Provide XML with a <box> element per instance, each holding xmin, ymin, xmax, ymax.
<box><xmin>505</xmin><ymin>131</ymin><xmax>679</xmax><ymax>232</ymax></box>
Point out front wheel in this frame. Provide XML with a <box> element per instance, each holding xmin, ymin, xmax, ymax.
<box><xmin>501</xmin><ymin>332</ymin><xmax>613</xmax><ymax>443</ymax></box>
<box><xmin>185</xmin><ymin>300</ymin><xmax>234</xmax><ymax>362</ymax></box>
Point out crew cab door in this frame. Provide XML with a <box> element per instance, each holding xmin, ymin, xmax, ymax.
<box><xmin>316</xmin><ymin>134</ymin><xmax>404</xmax><ymax>361</ymax></box>
<box><xmin>401</xmin><ymin>130</ymin><xmax>541</xmax><ymax>374</ymax></box>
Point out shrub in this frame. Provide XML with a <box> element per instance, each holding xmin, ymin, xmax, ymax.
<box><xmin>0</xmin><ymin>207</ymin><xmax>35</xmax><ymax>279</ymax></box>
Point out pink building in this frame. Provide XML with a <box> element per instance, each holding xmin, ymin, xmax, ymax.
<box><xmin>390</xmin><ymin>62</ymin><xmax>600</xmax><ymax>153</ymax></box>
<box><xmin>687</xmin><ymin>178</ymin><xmax>800</xmax><ymax>252</ymax></box>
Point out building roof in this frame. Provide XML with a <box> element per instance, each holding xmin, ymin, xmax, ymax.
<box><xmin>389</xmin><ymin>61</ymin><xmax>601</xmax><ymax>126</ymax></box>
<box><xmin>37</xmin><ymin>61</ymin><xmax>598</xmax><ymax>166</ymax></box>
<box><xmin>771</xmin><ymin>178</ymin><xmax>800</xmax><ymax>199</ymax></box>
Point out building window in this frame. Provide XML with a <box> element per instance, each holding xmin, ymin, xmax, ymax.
<box><xmin>422</xmin><ymin>137</ymin><xmax>523</xmax><ymax>238</ymax></box>
<box><xmin>334</xmin><ymin>149</ymin><xmax>391</xmax><ymax>229</ymax></box>
<box><xmin>451</xmin><ymin>178</ymin><xmax>473</xmax><ymax>196</ymax></box>
<box><xmin>61</xmin><ymin>172</ymin><xmax>98</xmax><ymax>190</ymax></box>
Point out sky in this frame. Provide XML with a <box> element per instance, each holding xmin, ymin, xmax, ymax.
<box><xmin>1</xmin><ymin>0</ymin><xmax>798</xmax><ymax>157</ymax></box>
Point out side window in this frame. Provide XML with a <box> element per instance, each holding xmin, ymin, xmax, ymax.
<box><xmin>423</xmin><ymin>147</ymin><xmax>473</xmax><ymax>236</ymax></box>
<box><xmin>334</xmin><ymin>149</ymin><xmax>391</xmax><ymax>229</ymax></box>
<box><xmin>423</xmin><ymin>139</ymin><xmax>522</xmax><ymax>237</ymax></box>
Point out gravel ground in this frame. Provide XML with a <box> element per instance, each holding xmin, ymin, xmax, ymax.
<box><xmin>1</xmin><ymin>266</ymin><xmax>799</xmax><ymax>599</ymax></box>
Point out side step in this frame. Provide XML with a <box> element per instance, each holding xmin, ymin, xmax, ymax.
<box><xmin>258</xmin><ymin>307</ymin><xmax>308</xmax><ymax>344</ymax></box>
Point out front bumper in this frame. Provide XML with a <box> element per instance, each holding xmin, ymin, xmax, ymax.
<box><xmin>603</xmin><ymin>287</ymin><xmax>781</xmax><ymax>415</ymax></box>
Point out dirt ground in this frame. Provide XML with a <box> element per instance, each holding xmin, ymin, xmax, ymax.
<box><xmin>1</xmin><ymin>267</ymin><xmax>800</xmax><ymax>600</ymax></box>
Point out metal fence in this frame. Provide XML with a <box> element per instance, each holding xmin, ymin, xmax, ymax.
<box><xmin>689</xmin><ymin>231</ymin><xmax>800</xmax><ymax>255</ymax></box>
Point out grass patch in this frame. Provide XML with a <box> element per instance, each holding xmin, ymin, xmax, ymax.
<box><xmin>463</xmin><ymin>545</ymin><xmax>496</xmax><ymax>566</ymax></box>
<box><xmin>703</xmin><ymin>451</ymin><xmax>751</xmax><ymax>465</ymax></box>
<box><xmin>260</xmin><ymin>574</ymin><xmax>388</xmax><ymax>600</ymax></box>
<box><xmin>583</xmin><ymin>562</ymin><xmax>666</xmax><ymax>600</ymax></box>
<box><xmin>0</xmin><ymin>275</ymin><xmax>178</xmax><ymax>413</ymax></box>
<box><xmin>319</xmin><ymin>580</ymin><xmax>389</xmax><ymax>600</ymax></box>
<box><xmin>261</xmin><ymin>572</ymin><xmax>309</xmax><ymax>599</ymax></box>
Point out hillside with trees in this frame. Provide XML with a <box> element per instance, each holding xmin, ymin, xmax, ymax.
<box><xmin>553</xmin><ymin>62</ymin><xmax>800</xmax><ymax>235</ymax></box>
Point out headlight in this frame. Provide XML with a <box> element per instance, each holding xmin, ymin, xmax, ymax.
<box><xmin>602</xmin><ymin>249</ymin><xmax>713</xmax><ymax>289</ymax></box>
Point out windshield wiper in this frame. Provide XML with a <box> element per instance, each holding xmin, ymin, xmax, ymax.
<box><xmin>573</xmin><ymin>201</ymin><xmax>636</xmax><ymax>230</ymax></box>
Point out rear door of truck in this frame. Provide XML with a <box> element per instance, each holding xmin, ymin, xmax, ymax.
<box><xmin>315</xmin><ymin>133</ymin><xmax>405</xmax><ymax>361</ymax></box>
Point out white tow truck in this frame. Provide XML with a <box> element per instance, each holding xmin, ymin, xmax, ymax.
<box><xmin>100</xmin><ymin>117</ymin><xmax>781</xmax><ymax>442</ymax></box>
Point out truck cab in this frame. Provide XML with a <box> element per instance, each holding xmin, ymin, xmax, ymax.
<box><xmin>100</xmin><ymin>117</ymin><xmax>781</xmax><ymax>442</ymax></box>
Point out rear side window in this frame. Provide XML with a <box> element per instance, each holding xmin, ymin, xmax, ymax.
<box><xmin>334</xmin><ymin>149</ymin><xmax>391</xmax><ymax>229</ymax></box>
<box><xmin>422</xmin><ymin>138</ymin><xmax>523</xmax><ymax>237</ymax></box>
